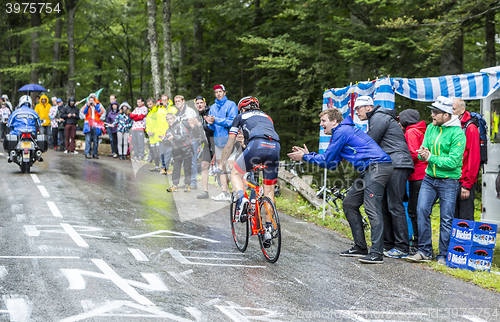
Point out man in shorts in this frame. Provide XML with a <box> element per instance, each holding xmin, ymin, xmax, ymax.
<box><xmin>215</xmin><ymin>96</ymin><xmax>280</xmax><ymax>245</ymax></box>
<box><xmin>206</xmin><ymin>84</ymin><xmax>238</xmax><ymax>201</ymax></box>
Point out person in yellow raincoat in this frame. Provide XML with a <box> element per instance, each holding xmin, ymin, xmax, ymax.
<box><xmin>34</xmin><ymin>94</ymin><xmax>52</xmax><ymax>143</ymax></box>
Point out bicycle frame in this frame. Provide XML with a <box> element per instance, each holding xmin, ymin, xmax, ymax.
<box><xmin>242</xmin><ymin>165</ymin><xmax>278</xmax><ymax>237</ymax></box>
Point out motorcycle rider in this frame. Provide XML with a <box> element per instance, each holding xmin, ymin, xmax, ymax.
<box><xmin>6</xmin><ymin>95</ymin><xmax>43</xmax><ymax>162</ymax></box>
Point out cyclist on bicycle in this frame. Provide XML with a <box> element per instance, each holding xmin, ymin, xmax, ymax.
<box><xmin>215</xmin><ymin>96</ymin><xmax>280</xmax><ymax>244</ymax></box>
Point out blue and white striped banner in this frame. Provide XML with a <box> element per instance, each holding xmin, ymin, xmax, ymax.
<box><xmin>392</xmin><ymin>71</ymin><xmax>500</xmax><ymax>101</ymax></box>
<box><xmin>320</xmin><ymin>77</ymin><xmax>394</xmax><ymax>153</ymax></box>
<box><xmin>320</xmin><ymin>71</ymin><xmax>500</xmax><ymax>153</ymax></box>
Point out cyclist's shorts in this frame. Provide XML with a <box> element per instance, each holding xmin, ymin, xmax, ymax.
<box><xmin>234</xmin><ymin>138</ymin><xmax>280</xmax><ymax>185</ymax></box>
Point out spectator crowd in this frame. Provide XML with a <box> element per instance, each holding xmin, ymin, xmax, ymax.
<box><xmin>2</xmin><ymin>87</ymin><xmax>483</xmax><ymax>265</ymax></box>
<box><xmin>288</xmin><ymin>95</ymin><xmax>481</xmax><ymax>265</ymax></box>
<box><xmin>2</xmin><ymin>85</ymin><xmax>243</xmax><ymax>202</ymax></box>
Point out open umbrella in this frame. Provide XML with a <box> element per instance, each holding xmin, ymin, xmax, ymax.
<box><xmin>18</xmin><ymin>84</ymin><xmax>47</xmax><ymax>92</ymax></box>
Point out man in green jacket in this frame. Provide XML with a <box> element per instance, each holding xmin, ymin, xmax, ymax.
<box><xmin>407</xmin><ymin>96</ymin><xmax>465</xmax><ymax>265</ymax></box>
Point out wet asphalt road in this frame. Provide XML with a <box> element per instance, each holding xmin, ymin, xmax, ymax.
<box><xmin>0</xmin><ymin>148</ymin><xmax>500</xmax><ymax>322</ymax></box>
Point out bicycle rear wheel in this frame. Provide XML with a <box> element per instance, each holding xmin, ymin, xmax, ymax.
<box><xmin>230</xmin><ymin>193</ymin><xmax>249</xmax><ymax>252</ymax></box>
<box><xmin>258</xmin><ymin>196</ymin><xmax>281</xmax><ymax>263</ymax></box>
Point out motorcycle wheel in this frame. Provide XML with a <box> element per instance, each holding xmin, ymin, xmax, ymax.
<box><xmin>21</xmin><ymin>162</ymin><xmax>30</xmax><ymax>174</ymax></box>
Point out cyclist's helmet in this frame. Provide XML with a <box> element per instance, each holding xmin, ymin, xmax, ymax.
<box><xmin>19</xmin><ymin>95</ymin><xmax>32</xmax><ymax>108</ymax></box>
<box><xmin>237</xmin><ymin>96</ymin><xmax>259</xmax><ymax>111</ymax></box>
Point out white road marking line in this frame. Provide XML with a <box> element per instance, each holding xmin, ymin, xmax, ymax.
<box><xmin>91</xmin><ymin>259</ymin><xmax>155</xmax><ymax>307</ymax></box>
<box><xmin>60</xmin><ymin>300</ymin><xmax>195</xmax><ymax>321</ymax></box>
<box><xmin>24</xmin><ymin>225</ymin><xmax>41</xmax><ymax>237</ymax></box>
<box><xmin>37</xmin><ymin>185</ymin><xmax>50</xmax><ymax>197</ymax></box>
<box><xmin>60</xmin><ymin>223</ymin><xmax>89</xmax><ymax>248</ymax></box>
<box><xmin>3</xmin><ymin>297</ymin><xmax>32</xmax><ymax>322</ymax></box>
<box><xmin>175</xmin><ymin>250</ymin><xmax>246</xmax><ymax>255</ymax></box>
<box><xmin>81</xmin><ymin>300</ymin><xmax>95</xmax><ymax>312</ymax></box>
<box><xmin>167</xmin><ymin>248</ymin><xmax>266</xmax><ymax>268</ymax></box>
<box><xmin>463</xmin><ymin>316</ymin><xmax>489</xmax><ymax>322</ymax></box>
<box><xmin>183</xmin><ymin>256</ymin><xmax>242</xmax><ymax>261</ymax></box>
<box><xmin>47</xmin><ymin>201</ymin><xmax>62</xmax><ymax>218</ymax></box>
<box><xmin>204</xmin><ymin>298</ymin><xmax>221</xmax><ymax>306</ymax></box>
<box><xmin>128</xmin><ymin>248</ymin><xmax>149</xmax><ymax>262</ymax></box>
<box><xmin>0</xmin><ymin>256</ymin><xmax>79</xmax><ymax>259</ymax></box>
<box><xmin>0</xmin><ymin>152</ymin><xmax>4</xmax><ymax>155</ymax></box>
<box><xmin>0</xmin><ymin>266</ymin><xmax>7</xmax><ymax>280</ymax></box>
<box><xmin>128</xmin><ymin>230</ymin><xmax>220</xmax><ymax>243</ymax></box>
<box><xmin>30</xmin><ymin>174</ymin><xmax>40</xmax><ymax>183</ymax></box>
<box><xmin>167</xmin><ymin>269</ymin><xmax>193</xmax><ymax>284</ymax></box>
<box><xmin>215</xmin><ymin>301</ymin><xmax>284</xmax><ymax>321</ymax></box>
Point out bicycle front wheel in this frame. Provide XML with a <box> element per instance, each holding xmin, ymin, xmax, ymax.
<box><xmin>230</xmin><ymin>193</ymin><xmax>249</xmax><ymax>252</ymax></box>
<box><xmin>258</xmin><ymin>196</ymin><xmax>281</xmax><ymax>263</ymax></box>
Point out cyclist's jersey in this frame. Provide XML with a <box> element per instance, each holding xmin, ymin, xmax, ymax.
<box><xmin>229</xmin><ymin>110</ymin><xmax>280</xmax><ymax>145</ymax></box>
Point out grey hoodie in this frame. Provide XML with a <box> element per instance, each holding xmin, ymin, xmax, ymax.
<box><xmin>366</xmin><ymin>105</ymin><xmax>415</xmax><ymax>170</ymax></box>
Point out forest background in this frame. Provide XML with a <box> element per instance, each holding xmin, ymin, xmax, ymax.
<box><xmin>0</xmin><ymin>0</ymin><xmax>499</xmax><ymax>160</ymax></box>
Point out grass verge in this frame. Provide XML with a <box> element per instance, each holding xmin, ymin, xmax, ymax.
<box><xmin>276</xmin><ymin>195</ymin><xmax>500</xmax><ymax>292</ymax></box>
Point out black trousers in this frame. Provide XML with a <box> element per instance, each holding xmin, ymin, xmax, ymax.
<box><xmin>172</xmin><ymin>152</ymin><xmax>192</xmax><ymax>186</ymax></box>
<box><xmin>382</xmin><ymin>168</ymin><xmax>413</xmax><ymax>253</ymax></box>
<box><xmin>408</xmin><ymin>179</ymin><xmax>423</xmax><ymax>243</ymax></box>
<box><xmin>454</xmin><ymin>183</ymin><xmax>475</xmax><ymax>221</ymax></box>
<box><xmin>343</xmin><ymin>162</ymin><xmax>394</xmax><ymax>255</ymax></box>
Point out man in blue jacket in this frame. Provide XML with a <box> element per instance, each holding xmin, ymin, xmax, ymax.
<box><xmin>288</xmin><ymin>108</ymin><xmax>393</xmax><ymax>264</ymax></box>
<box><xmin>8</xmin><ymin>95</ymin><xmax>40</xmax><ymax>136</ymax></box>
<box><xmin>7</xmin><ymin>95</ymin><xmax>43</xmax><ymax>162</ymax></box>
<box><xmin>205</xmin><ymin>84</ymin><xmax>239</xmax><ymax>202</ymax></box>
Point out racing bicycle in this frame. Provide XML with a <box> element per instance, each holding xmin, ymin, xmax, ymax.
<box><xmin>217</xmin><ymin>165</ymin><xmax>281</xmax><ymax>263</ymax></box>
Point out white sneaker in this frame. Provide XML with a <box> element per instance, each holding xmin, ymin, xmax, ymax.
<box><xmin>72</xmin><ymin>151</ymin><xmax>78</xmax><ymax>155</ymax></box>
<box><xmin>63</xmin><ymin>150</ymin><xmax>68</xmax><ymax>154</ymax></box>
<box><xmin>211</xmin><ymin>192</ymin><xmax>231</xmax><ymax>202</ymax></box>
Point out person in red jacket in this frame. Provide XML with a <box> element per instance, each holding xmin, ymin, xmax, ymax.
<box><xmin>129</xmin><ymin>97</ymin><xmax>149</xmax><ymax>161</ymax></box>
<box><xmin>398</xmin><ymin>109</ymin><xmax>427</xmax><ymax>254</ymax></box>
<box><xmin>452</xmin><ymin>98</ymin><xmax>480</xmax><ymax>221</ymax></box>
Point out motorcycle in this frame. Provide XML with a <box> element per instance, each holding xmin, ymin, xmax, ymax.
<box><xmin>3</xmin><ymin>131</ymin><xmax>48</xmax><ymax>173</ymax></box>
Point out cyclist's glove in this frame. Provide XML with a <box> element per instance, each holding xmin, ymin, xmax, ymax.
<box><xmin>212</xmin><ymin>167</ymin><xmax>222</xmax><ymax>176</ymax></box>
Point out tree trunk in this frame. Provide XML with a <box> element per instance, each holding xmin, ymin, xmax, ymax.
<box><xmin>14</xmin><ymin>36</ymin><xmax>21</xmax><ymax>104</ymax></box>
<box><xmin>52</xmin><ymin>0</ymin><xmax>63</xmax><ymax>96</ymax></box>
<box><xmin>163</xmin><ymin>0</ymin><xmax>173</xmax><ymax>97</ymax></box>
<box><xmin>147</xmin><ymin>0</ymin><xmax>162</xmax><ymax>101</ymax></box>
<box><xmin>178</xmin><ymin>39</ymin><xmax>187</xmax><ymax>93</ymax></box>
<box><xmin>94</xmin><ymin>57</ymin><xmax>103</xmax><ymax>91</ymax></box>
<box><xmin>485</xmin><ymin>7</ymin><xmax>496</xmax><ymax>68</ymax></box>
<box><xmin>253</xmin><ymin>0</ymin><xmax>261</xmax><ymax>94</ymax></box>
<box><xmin>65</xmin><ymin>0</ymin><xmax>78</xmax><ymax>98</ymax></box>
<box><xmin>440</xmin><ymin>30</ymin><xmax>463</xmax><ymax>75</ymax></box>
<box><xmin>191</xmin><ymin>0</ymin><xmax>203</xmax><ymax>97</ymax></box>
<box><xmin>30</xmin><ymin>1</ymin><xmax>42</xmax><ymax>84</ymax></box>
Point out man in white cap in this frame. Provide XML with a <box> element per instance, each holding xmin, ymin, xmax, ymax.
<box><xmin>406</xmin><ymin>96</ymin><xmax>465</xmax><ymax>265</ymax></box>
<box><xmin>354</xmin><ymin>95</ymin><xmax>414</xmax><ymax>259</ymax></box>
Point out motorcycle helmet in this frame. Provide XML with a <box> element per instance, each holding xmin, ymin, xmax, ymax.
<box><xmin>19</xmin><ymin>95</ymin><xmax>33</xmax><ymax>108</ymax></box>
<box><xmin>237</xmin><ymin>96</ymin><xmax>259</xmax><ymax>111</ymax></box>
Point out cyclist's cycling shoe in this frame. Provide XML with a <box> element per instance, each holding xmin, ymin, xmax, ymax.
<box><xmin>235</xmin><ymin>198</ymin><xmax>249</xmax><ymax>223</ymax></box>
<box><xmin>262</xmin><ymin>226</ymin><xmax>272</xmax><ymax>248</ymax></box>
